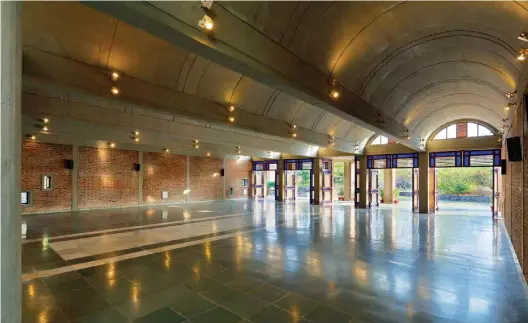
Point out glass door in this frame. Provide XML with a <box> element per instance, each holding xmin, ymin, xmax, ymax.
<box><xmin>368</xmin><ymin>170</ymin><xmax>379</xmax><ymax>208</ymax></box>
<box><xmin>412</xmin><ymin>168</ymin><xmax>419</xmax><ymax>212</ymax></box>
<box><xmin>285</xmin><ymin>170</ymin><xmax>296</xmax><ymax>201</ymax></box>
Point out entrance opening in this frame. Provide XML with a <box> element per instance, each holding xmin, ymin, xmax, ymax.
<box><xmin>333</xmin><ymin>161</ymin><xmax>344</xmax><ymax>201</ymax></box>
<box><xmin>435</xmin><ymin>167</ymin><xmax>494</xmax><ymax>215</ymax></box>
<box><xmin>285</xmin><ymin>170</ymin><xmax>312</xmax><ymax>200</ymax></box>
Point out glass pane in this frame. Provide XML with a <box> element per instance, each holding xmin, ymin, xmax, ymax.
<box><xmin>446</xmin><ymin>125</ymin><xmax>456</xmax><ymax>139</ymax></box>
<box><xmin>468</xmin><ymin>123</ymin><xmax>478</xmax><ymax>137</ymax></box>
<box><xmin>372</xmin><ymin>136</ymin><xmax>380</xmax><ymax>145</ymax></box>
<box><xmin>380</xmin><ymin>136</ymin><xmax>388</xmax><ymax>144</ymax></box>
<box><xmin>478</xmin><ymin>125</ymin><xmax>493</xmax><ymax>136</ymax></box>
<box><xmin>433</xmin><ymin>128</ymin><xmax>447</xmax><ymax>140</ymax></box>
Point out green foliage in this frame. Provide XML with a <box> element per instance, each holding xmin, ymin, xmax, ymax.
<box><xmin>297</xmin><ymin>170</ymin><xmax>311</xmax><ymax>188</ymax></box>
<box><xmin>379</xmin><ymin>188</ymin><xmax>384</xmax><ymax>199</ymax></box>
<box><xmin>393</xmin><ymin>188</ymin><xmax>400</xmax><ymax>199</ymax></box>
<box><xmin>437</xmin><ymin>168</ymin><xmax>492</xmax><ymax>195</ymax></box>
<box><xmin>266</xmin><ymin>181</ymin><xmax>275</xmax><ymax>190</ymax></box>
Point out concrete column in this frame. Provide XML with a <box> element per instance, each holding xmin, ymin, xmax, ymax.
<box><xmin>186</xmin><ymin>155</ymin><xmax>191</xmax><ymax>202</ymax></box>
<box><xmin>418</xmin><ymin>152</ymin><xmax>430</xmax><ymax>213</ymax></box>
<box><xmin>313</xmin><ymin>158</ymin><xmax>322</xmax><ymax>204</ymax></box>
<box><xmin>383</xmin><ymin>168</ymin><xmax>395</xmax><ymax>204</ymax></box>
<box><xmin>344</xmin><ymin>161</ymin><xmax>352</xmax><ymax>201</ymax></box>
<box><xmin>222</xmin><ymin>158</ymin><xmax>226</xmax><ymax>199</ymax></box>
<box><xmin>138</xmin><ymin>151</ymin><xmax>143</xmax><ymax>204</ymax></box>
<box><xmin>358</xmin><ymin>155</ymin><xmax>368</xmax><ymax>208</ymax></box>
<box><xmin>0</xmin><ymin>2</ymin><xmax>22</xmax><ymax>322</ymax></box>
<box><xmin>277</xmin><ymin>159</ymin><xmax>284</xmax><ymax>201</ymax></box>
<box><xmin>71</xmin><ymin>145</ymin><xmax>79</xmax><ymax>211</ymax></box>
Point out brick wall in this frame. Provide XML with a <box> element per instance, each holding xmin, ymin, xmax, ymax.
<box><xmin>143</xmin><ymin>152</ymin><xmax>186</xmax><ymax>204</ymax></box>
<box><xmin>190</xmin><ymin>156</ymin><xmax>223</xmax><ymax>201</ymax></box>
<box><xmin>502</xmin><ymin>102</ymin><xmax>528</xmax><ymax>280</ymax></box>
<box><xmin>226</xmin><ymin>159</ymin><xmax>250</xmax><ymax>198</ymax></box>
<box><xmin>456</xmin><ymin>122</ymin><xmax>468</xmax><ymax>138</ymax></box>
<box><xmin>21</xmin><ymin>141</ymin><xmax>72</xmax><ymax>214</ymax></box>
<box><xmin>78</xmin><ymin>147</ymin><xmax>139</xmax><ymax>209</ymax></box>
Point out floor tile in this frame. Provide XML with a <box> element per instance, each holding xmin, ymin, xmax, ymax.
<box><xmin>133</xmin><ymin>307</ymin><xmax>186</xmax><ymax>323</ymax></box>
<box><xmin>72</xmin><ymin>307</ymin><xmax>127</xmax><ymax>323</ymax></box>
<box><xmin>250</xmin><ymin>305</ymin><xmax>302</xmax><ymax>323</ymax></box>
<box><xmin>192</xmin><ymin>307</ymin><xmax>243</xmax><ymax>323</ymax></box>
<box><xmin>170</xmin><ymin>294</ymin><xmax>216</xmax><ymax>318</ymax></box>
<box><xmin>275</xmin><ymin>294</ymin><xmax>318</xmax><ymax>316</ymax></box>
<box><xmin>201</xmin><ymin>285</ymin><xmax>244</xmax><ymax>304</ymax></box>
<box><xmin>222</xmin><ymin>294</ymin><xmax>270</xmax><ymax>318</ymax></box>
<box><xmin>304</xmin><ymin>305</ymin><xmax>352</xmax><ymax>323</ymax></box>
<box><xmin>249</xmin><ymin>284</ymin><xmax>288</xmax><ymax>303</ymax></box>
<box><xmin>225</xmin><ymin>276</ymin><xmax>264</xmax><ymax>292</ymax></box>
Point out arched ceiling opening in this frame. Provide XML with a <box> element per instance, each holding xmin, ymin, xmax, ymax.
<box><xmin>220</xmin><ymin>1</ymin><xmax>528</xmax><ymax>138</ymax></box>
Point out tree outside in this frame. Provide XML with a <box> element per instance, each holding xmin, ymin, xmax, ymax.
<box><xmin>437</xmin><ymin>167</ymin><xmax>492</xmax><ymax>196</ymax></box>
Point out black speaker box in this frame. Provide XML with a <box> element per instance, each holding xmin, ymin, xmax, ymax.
<box><xmin>64</xmin><ymin>159</ymin><xmax>74</xmax><ymax>170</ymax></box>
<box><xmin>134</xmin><ymin>163</ymin><xmax>141</xmax><ymax>172</ymax></box>
<box><xmin>220</xmin><ymin>168</ymin><xmax>225</xmax><ymax>177</ymax></box>
<box><xmin>501</xmin><ymin>159</ymin><xmax>507</xmax><ymax>175</ymax></box>
<box><xmin>506</xmin><ymin>137</ymin><xmax>522</xmax><ymax>161</ymax></box>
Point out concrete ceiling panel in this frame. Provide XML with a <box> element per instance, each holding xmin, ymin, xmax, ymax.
<box><xmin>195</xmin><ymin>62</ymin><xmax>241</xmax><ymax>105</ymax></box>
<box><xmin>332</xmin><ymin>120</ymin><xmax>354</xmax><ymax>140</ymax></box>
<box><xmin>265</xmin><ymin>92</ymin><xmax>303</xmax><ymax>123</ymax></box>
<box><xmin>414</xmin><ymin>105</ymin><xmax>501</xmax><ymax>137</ymax></box>
<box><xmin>313</xmin><ymin>113</ymin><xmax>341</xmax><ymax>136</ymax></box>
<box><xmin>220</xmin><ymin>1</ymin><xmax>298</xmax><ymax>43</ymax></box>
<box><xmin>108</xmin><ymin>22</ymin><xmax>189</xmax><ymax>90</ymax></box>
<box><xmin>229</xmin><ymin>77</ymin><xmax>276</xmax><ymax>115</ymax></box>
<box><xmin>292</xmin><ymin>103</ymin><xmax>325</xmax><ymax>129</ymax></box>
<box><xmin>22</xmin><ymin>2</ymin><xmax>116</xmax><ymax>68</ymax></box>
<box><xmin>182</xmin><ymin>56</ymin><xmax>211</xmax><ymax>96</ymax></box>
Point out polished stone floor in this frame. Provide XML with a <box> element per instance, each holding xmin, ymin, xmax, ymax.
<box><xmin>21</xmin><ymin>200</ymin><xmax>528</xmax><ymax>323</ymax></box>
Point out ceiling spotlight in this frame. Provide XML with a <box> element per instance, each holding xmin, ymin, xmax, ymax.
<box><xmin>517</xmin><ymin>49</ymin><xmax>527</xmax><ymax>61</ymax></box>
<box><xmin>164</xmin><ymin>148</ymin><xmax>170</xmax><ymax>153</ymax></box>
<box><xmin>42</xmin><ymin>126</ymin><xmax>48</xmax><ymax>131</ymax></box>
<box><xmin>519</xmin><ymin>32</ymin><xmax>528</xmax><ymax>42</ymax></box>
<box><xmin>328</xmin><ymin>135</ymin><xmax>336</xmax><ymax>146</ymax></box>
<box><xmin>134</xmin><ymin>137</ymin><xmax>139</xmax><ymax>142</ymax></box>
<box><xmin>111</xmin><ymin>86</ymin><xmax>120</xmax><ymax>95</ymax></box>
<box><xmin>228</xmin><ymin>116</ymin><xmax>235</xmax><ymax>123</ymax></box>
<box><xmin>329</xmin><ymin>90</ymin><xmax>340</xmax><ymax>99</ymax></box>
<box><xmin>43</xmin><ymin>118</ymin><xmax>49</xmax><ymax>123</ymax></box>
<box><xmin>505</xmin><ymin>90</ymin><xmax>517</xmax><ymax>100</ymax></box>
<box><xmin>235</xmin><ymin>146</ymin><xmax>241</xmax><ymax>153</ymax></box>
<box><xmin>110</xmin><ymin>142</ymin><xmax>116</xmax><ymax>148</ymax></box>
<box><xmin>30</xmin><ymin>135</ymin><xmax>36</xmax><ymax>140</ymax></box>
<box><xmin>212</xmin><ymin>173</ymin><xmax>219</xmax><ymax>177</ymax></box>
<box><xmin>111</xmin><ymin>72</ymin><xmax>120</xmax><ymax>81</ymax></box>
<box><xmin>407</xmin><ymin>136</ymin><xmax>411</xmax><ymax>140</ymax></box>
<box><xmin>505</xmin><ymin>103</ymin><xmax>514</xmax><ymax>111</ymax></box>
<box><xmin>227</xmin><ymin>105</ymin><xmax>235</xmax><ymax>112</ymax></box>
<box><xmin>198</xmin><ymin>15</ymin><xmax>214</xmax><ymax>31</ymax></box>
<box><xmin>354</xmin><ymin>144</ymin><xmax>360</xmax><ymax>153</ymax></box>
<box><xmin>206</xmin><ymin>152</ymin><xmax>211</xmax><ymax>157</ymax></box>
<box><xmin>200</xmin><ymin>0</ymin><xmax>213</xmax><ymax>9</ymax></box>
<box><xmin>292</xmin><ymin>133</ymin><xmax>297</xmax><ymax>138</ymax></box>
<box><xmin>134</xmin><ymin>131</ymin><xmax>139</xmax><ymax>135</ymax></box>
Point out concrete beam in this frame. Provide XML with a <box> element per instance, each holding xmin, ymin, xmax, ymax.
<box><xmin>83</xmin><ymin>1</ymin><xmax>421</xmax><ymax>150</ymax></box>
<box><xmin>22</xmin><ymin>49</ymin><xmax>357</xmax><ymax>153</ymax></box>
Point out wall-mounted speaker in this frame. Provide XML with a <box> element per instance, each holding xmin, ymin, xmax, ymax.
<box><xmin>64</xmin><ymin>159</ymin><xmax>74</xmax><ymax>170</ymax></box>
<box><xmin>134</xmin><ymin>163</ymin><xmax>141</xmax><ymax>172</ymax></box>
<box><xmin>501</xmin><ymin>159</ymin><xmax>507</xmax><ymax>175</ymax></box>
<box><xmin>506</xmin><ymin>136</ymin><xmax>522</xmax><ymax>161</ymax></box>
<box><xmin>220</xmin><ymin>168</ymin><xmax>225</xmax><ymax>177</ymax></box>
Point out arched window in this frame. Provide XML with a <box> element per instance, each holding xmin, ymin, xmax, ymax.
<box><xmin>371</xmin><ymin>135</ymin><xmax>388</xmax><ymax>145</ymax></box>
<box><xmin>432</xmin><ymin>122</ymin><xmax>494</xmax><ymax>140</ymax></box>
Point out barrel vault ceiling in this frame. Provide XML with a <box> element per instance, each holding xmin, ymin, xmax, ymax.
<box><xmin>21</xmin><ymin>1</ymin><xmax>528</xmax><ymax>158</ymax></box>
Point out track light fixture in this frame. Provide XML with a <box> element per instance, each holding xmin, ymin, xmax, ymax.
<box><xmin>164</xmin><ymin>148</ymin><xmax>170</xmax><ymax>153</ymax></box>
<box><xmin>519</xmin><ymin>32</ymin><xmax>528</xmax><ymax>42</ymax></box>
<box><xmin>505</xmin><ymin>90</ymin><xmax>517</xmax><ymax>100</ymax></box>
<box><xmin>377</xmin><ymin>111</ymin><xmax>386</xmax><ymax>125</ymax></box>
<box><xmin>235</xmin><ymin>146</ymin><xmax>241</xmax><ymax>154</ymax></box>
<box><xmin>227</xmin><ymin>105</ymin><xmax>235</xmax><ymax>112</ymax></box>
<box><xmin>109</xmin><ymin>142</ymin><xmax>116</xmax><ymax>148</ymax></box>
<box><xmin>206</xmin><ymin>152</ymin><xmax>211</xmax><ymax>157</ymax></box>
<box><xmin>505</xmin><ymin>103</ymin><xmax>514</xmax><ymax>111</ymax></box>
<box><xmin>288</xmin><ymin>123</ymin><xmax>297</xmax><ymax>138</ymax></box>
<box><xmin>198</xmin><ymin>15</ymin><xmax>214</xmax><ymax>31</ymax></box>
<box><xmin>329</xmin><ymin>78</ymin><xmax>340</xmax><ymax>100</ymax></box>
<box><xmin>111</xmin><ymin>72</ymin><xmax>120</xmax><ymax>81</ymax></box>
<box><xmin>30</xmin><ymin>135</ymin><xmax>36</xmax><ymax>140</ymax></box>
<box><xmin>193</xmin><ymin>140</ymin><xmax>200</xmax><ymax>149</ymax></box>
<box><xmin>354</xmin><ymin>143</ymin><xmax>359</xmax><ymax>153</ymax></box>
<box><xmin>43</xmin><ymin>126</ymin><xmax>48</xmax><ymax>132</ymax></box>
<box><xmin>517</xmin><ymin>49</ymin><xmax>527</xmax><ymax>61</ymax></box>
<box><xmin>228</xmin><ymin>116</ymin><xmax>235</xmax><ymax>123</ymax></box>
<box><xmin>200</xmin><ymin>0</ymin><xmax>213</xmax><ymax>9</ymax></box>
<box><xmin>328</xmin><ymin>135</ymin><xmax>336</xmax><ymax>146</ymax></box>
<box><xmin>111</xmin><ymin>86</ymin><xmax>120</xmax><ymax>95</ymax></box>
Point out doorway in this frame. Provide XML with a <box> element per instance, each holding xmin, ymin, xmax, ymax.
<box><xmin>253</xmin><ymin>171</ymin><xmax>276</xmax><ymax>200</ymax></box>
<box><xmin>433</xmin><ymin>167</ymin><xmax>496</xmax><ymax>216</ymax></box>
<box><xmin>284</xmin><ymin>159</ymin><xmax>315</xmax><ymax>203</ymax></box>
